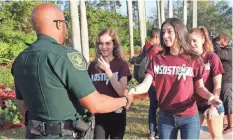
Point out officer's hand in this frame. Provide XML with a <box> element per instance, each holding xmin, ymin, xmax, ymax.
<box><xmin>124</xmin><ymin>89</ymin><xmax>134</xmax><ymax>109</ymax></box>
<box><xmin>98</xmin><ymin>55</ymin><xmax>110</xmax><ymax>72</ymax></box>
<box><xmin>123</xmin><ymin>89</ymin><xmax>129</xmax><ymax>96</ymax></box>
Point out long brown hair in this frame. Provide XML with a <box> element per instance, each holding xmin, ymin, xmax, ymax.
<box><xmin>160</xmin><ymin>18</ymin><xmax>200</xmax><ymax>60</ymax></box>
<box><xmin>190</xmin><ymin>26</ymin><xmax>213</xmax><ymax>54</ymax></box>
<box><xmin>94</xmin><ymin>28</ymin><xmax>123</xmax><ymax>71</ymax></box>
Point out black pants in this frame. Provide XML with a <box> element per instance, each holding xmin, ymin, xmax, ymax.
<box><xmin>94</xmin><ymin>109</ymin><xmax>126</xmax><ymax>139</ymax></box>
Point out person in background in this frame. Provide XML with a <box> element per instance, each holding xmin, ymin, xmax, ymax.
<box><xmin>214</xmin><ymin>34</ymin><xmax>233</xmax><ymax>135</ymax></box>
<box><xmin>190</xmin><ymin>26</ymin><xmax>225</xmax><ymax>139</ymax></box>
<box><xmin>88</xmin><ymin>28</ymin><xmax>132</xmax><ymax>139</ymax></box>
<box><xmin>144</xmin><ymin>28</ymin><xmax>163</xmax><ymax>139</ymax></box>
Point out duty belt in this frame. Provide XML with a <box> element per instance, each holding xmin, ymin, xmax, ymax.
<box><xmin>28</xmin><ymin>120</ymin><xmax>75</xmax><ymax>137</ymax></box>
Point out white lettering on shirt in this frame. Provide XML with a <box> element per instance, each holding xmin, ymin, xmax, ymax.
<box><xmin>91</xmin><ymin>72</ymin><xmax>119</xmax><ymax>85</ymax></box>
<box><xmin>205</xmin><ymin>62</ymin><xmax>211</xmax><ymax>70</ymax></box>
<box><xmin>153</xmin><ymin>64</ymin><xmax>194</xmax><ymax>81</ymax></box>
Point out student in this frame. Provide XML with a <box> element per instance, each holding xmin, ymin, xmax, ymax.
<box><xmin>214</xmin><ymin>34</ymin><xmax>233</xmax><ymax>134</ymax></box>
<box><xmin>190</xmin><ymin>26</ymin><xmax>225</xmax><ymax>139</ymax></box>
<box><xmin>88</xmin><ymin>28</ymin><xmax>132</xmax><ymax>139</ymax></box>
<box><xmin>145</xmin><ymin>28</ymin><xmax>163</xmax><ymax>139</ymax></box>
<box><xmin>125</xmin><ymin>18</ymin><xmax>222</xmax><ymax>139</ymax></box>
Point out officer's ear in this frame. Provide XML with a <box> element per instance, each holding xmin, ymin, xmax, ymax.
<box><xmin>55</xmin><ymin>21</ymin><xmax>62</xmax><ymax>30</ymax></box>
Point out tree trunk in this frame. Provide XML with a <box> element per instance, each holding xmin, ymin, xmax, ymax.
<box><xmin>142</xmin><ymin>0</ymin><xmax>147</xmax><ymax>40</ymax></box>
<box><xmin>69</xmin><ymin>0</ymin><xmax>82</xmax><ymax>52</ymax></box>
<box><xmin>168</xmin><ymin>0</ymin><xmax>173</xmax><ymax>18</ymax></box>
<box><xmin>183</xmin><ymin>0</ymin><xmax>187</xmax><ymax>25</ymax></box>
<box><xmin>127</xmin><ymin>0</ymin><xmax>134</xmax><ymax>58</ymax></box>
<box><xmin>132</xmin><ymin>1</ymin><xmax>139</xmax><ymax>29</ymax></box>
<box><xmin>80</xmin><ymin>0</ymin><xmax>90</xmax><ymax>62</ymax></box>
<box><xmin>137</xmin><ymin>0</ymin><xmax>145</xmax><ymax>48</ymax></box>
<box><xmin>157</xmin><ymin>0</ymin><xmax>161</xmax><ymax>28</ymax></box>
<box><xmin>193</xmin><ymin>0</ymin><xmax>197</xmax><ymax>28</ymax></box>
<box><xmin>160</xmin><ymin>0</ymin><xmax>165</xmax><ymax>23</ymax></box>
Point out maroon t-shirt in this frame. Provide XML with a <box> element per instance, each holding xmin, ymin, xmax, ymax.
<box><xmin>147</xmin><ymin>54</ymin><xmax>205</xmax><ymax>116</ymax></box>
<box><xmin>195</xmin><ymin>52</ymin><xmax>224</xmax><ymax>106</ymax></box>
<box><xmin>88</xmin><ymin>58</ymin><xmax>132</xmax><ymax>98</ymax></box>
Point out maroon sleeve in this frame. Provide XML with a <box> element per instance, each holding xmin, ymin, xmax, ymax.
<box><xmin>210</xmin><ymin>53</ymin><xmax>225</xmax><ymax>76</ymax></box>
<box><xmin>193</xmin><ymin>60</ymin><xmax>205</xmax><ymax>81</ymax></box>
<box><xmin>118</xmin><ymin>60</ymin><xmax>132</xmax><ymax>82</ymax></box>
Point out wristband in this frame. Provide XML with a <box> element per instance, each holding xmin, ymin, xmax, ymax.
<box><xmin>124</xmin><ymin>96</ymin><xmax>129</xmax><ymax>107</ymax></box>
<box><xmin>208</xmin><ymin>95</ymin><xmax>215</xmax><ymax>105</ymax></box>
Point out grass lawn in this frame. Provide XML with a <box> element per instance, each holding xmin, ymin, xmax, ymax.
<box><xmin>0</xmin><ymin>98</ymin><xmax>150</xmax><ymax>139</ymax></box>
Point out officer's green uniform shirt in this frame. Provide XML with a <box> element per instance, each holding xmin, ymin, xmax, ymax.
<box><xmin>12</xmin><ymin>35</ymin><xmax>96</xmax><ymax>122</ymax></box>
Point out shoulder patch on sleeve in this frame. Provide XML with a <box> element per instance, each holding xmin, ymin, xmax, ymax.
<box><xmin>67</xmin><ymin>52</ymin><xmax>87</xmax><ymax>70</ymax></box>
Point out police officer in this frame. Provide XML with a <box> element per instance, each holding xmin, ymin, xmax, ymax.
<box><xmin>12</xmin><ymin>3</ymin><xmax>133</xmax><ymax>139</ymax></box>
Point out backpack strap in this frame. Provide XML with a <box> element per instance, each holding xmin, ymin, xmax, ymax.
<box><xmin>146</xmin><ymin>44</ymin><xmax>155</xmax><ymax>53</ymax></box>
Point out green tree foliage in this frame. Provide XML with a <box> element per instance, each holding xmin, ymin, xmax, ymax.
<box><xmin>0</xmin><ymin>1</ymin><xmax>42</xmax><ymax>65</ymax></box>
<box><xmin>64</xmin><ymin>5</ymin><xmax>140</xmax><ymax>49</ymax></box>
<box><xmin>0</xmin><ymin>1</ymin><xmax>43</xmax><ymax>34</ymax></box>
<box><xmin>86</xmin><ymin>6</ymin><xmax>130</xmax><ymax>48</ymax></box>
<box><xmin>86</xmin><ymin>0</ymin><xmax>121</xmax><ymax>12</ymax></box>
<box><xmin>0</xmin><ymin>1</ymin><xmax>140</xmax><ymax>65</ymax></box>
<box><xmin>151</xmin><ymin>1</ymin><xmax>232</xmax><ymax>38</ymax></box>
<box><xmin>1</xmin><ymin>1</ymin><xmax>230</xmax><ymax>65</ymax></box>
<box><xmin>186</xmin><ymin>1</ymin><xmax>232</xmax><ymax>37</ymax></box>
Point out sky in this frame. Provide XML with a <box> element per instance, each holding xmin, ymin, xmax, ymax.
<box><xmin>117</xmin><ymin>0</ymin><xmax>232</xmax><ymax>21</ymax></box>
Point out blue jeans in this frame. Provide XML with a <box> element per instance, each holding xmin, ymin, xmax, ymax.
<box><xmin>217</xmin><ymin>105</ymin><xmax>225</xmax><ymax>114</ymax></box>
<box><xmin>148</xmin><ymin>86</ymin><xmax>158</xmax><ymax>134</ymax></box>
<box><xmin>158</xmin><ymin>111</ymin><xmax>200</xmax><ymax>139</ymax></box>
<box><xmin>198</xmin><ymin>104</ymin><xmax>225</xmax><ymax>115</ymax></box>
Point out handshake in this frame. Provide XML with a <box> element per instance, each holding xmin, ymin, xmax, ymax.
<box><xmin>122</xmin><ymin>89</ymin><xmax>135</xmax><ymax>109</ymax></box>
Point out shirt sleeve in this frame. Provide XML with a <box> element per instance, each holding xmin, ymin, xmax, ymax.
<box><xmin>193</xmin><ymin>60</ymin><xmax>205</xmax><ymax>81</ymax></box>
<box><xmin>53</xmin><ymin>52</ymin><xmax>96</xmax><ymax>99</ymax></box>
<box><xmin>210</xmin><ymin>53</ymin><xmax>225</xmax><ymax>76</ymax></box>
<box><xmin>118</xmin><ymin>60</ymin><xmax>132</xmax><ymax>82</ymax></box>
<box><xmin>146</xmin><ymin>55</ymin><xmax>156</xmax><ymax>79</ymax></box>
<box><xmin>15</xmin><ymin>85</ymin><xmax>23</xmax><ymax>100</ymax></box>
<box><xmin>11</xmin><ymin>61</ymin><xmax>23</xmax><ymax>100</ymax></box>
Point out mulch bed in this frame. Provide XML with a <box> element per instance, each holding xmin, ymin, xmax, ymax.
<box><xmin>0</xmin><ymin>62</ymin><xmax>13</xmax><ymax>70</ymax></box>
<box><xmin>0</xmin><ymin>122</ymin><xmax>25</xmax><ymax>132</ymax></box>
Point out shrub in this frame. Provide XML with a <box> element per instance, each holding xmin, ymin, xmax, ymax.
<box><xmin>0</xmin><ymin>100</ymin><xmax>21</xmax><ymax>124</ymax></box>
<box><xmin>134</xmin><ymin>46</ymin><xmax>142</xmax><ymax>53</ymax></box>
<box><xmin>122</xmin><ymin>44</ymin><xmax>129</xmax><ymax>54</ymax></box>
<box><xmin>0</xmin><ymin>69</ymin><xmax>14</xmax><ymax>88</ymax></box>
<box><xmin>89</xmin><ymin>48</ymin><xmax>95</xmax><ymax>57</ymax></box>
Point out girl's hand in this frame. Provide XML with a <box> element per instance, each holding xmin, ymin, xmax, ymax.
<box><xmin>204</xmin><ymin>105</ymin><xmax>218</xmax><ymax>120</ymax></box>
<box><xmin>209</xmin><ymin>96</ymin><xmax>222</xmax><ymax>108</ymax></box>
<box><xmin>98</xmin><ymin>55</ymin><xmax>110</xmax><ymax>72</ymax></box>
